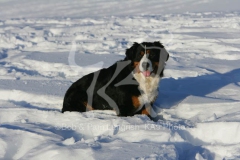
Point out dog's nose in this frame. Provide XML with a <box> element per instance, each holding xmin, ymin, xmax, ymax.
<box><xmin>142</xmin><ymin>62</ymin><xmax>150</xmax><ymax>70</ymax></box>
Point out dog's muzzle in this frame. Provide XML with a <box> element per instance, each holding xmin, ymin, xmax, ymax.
<box><xmin>139</xmin><ymin>54</ymin><xmax>153</xmax><ymax>77</ymax></box>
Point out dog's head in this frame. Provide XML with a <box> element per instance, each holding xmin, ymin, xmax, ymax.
<box><xmin>125</xmin><ymin>41</ymin><xmax>169</xmax><ymax>77</ymax></box>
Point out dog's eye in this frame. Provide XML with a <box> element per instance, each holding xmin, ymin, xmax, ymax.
<box><xmin>149</xmin><ymin>53</ymin><xmax>155</xmax><ymax>58</ymax></box>
<box><xmin>138</xmin><ymin>54</ymin><xmax>144</xmax><ymax>58</ymax></box>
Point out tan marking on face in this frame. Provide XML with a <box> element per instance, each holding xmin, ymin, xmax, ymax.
<box><xmin>132</xmin><ymin>96</ymin><xmax>141</xmax><ymax>109</ymax></box>
<box><xmin>141</xmin><ymin>50</ymin><xmax>150</xmax><ymax>55</ymax></box>
<box><xmin>134</xmin><ymin>62</ymin><xmax>139</xmax><ymax>67</ymax></box>
<box><xmin>133</xmin><ymin>62</ymin><xmax>140</xmax><ymax>73</ymax></box>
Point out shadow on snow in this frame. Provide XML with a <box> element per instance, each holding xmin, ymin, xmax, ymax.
<box><xmin>156</xmin><ymin>67</ymin><xmax>240</xmax><ymax>110</ymax></box>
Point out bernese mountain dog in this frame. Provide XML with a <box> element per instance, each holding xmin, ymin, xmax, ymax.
<box><xmin>62</xmin><ymin>41</ymin><xmax>169</xmax><ymax>119</ymax></box>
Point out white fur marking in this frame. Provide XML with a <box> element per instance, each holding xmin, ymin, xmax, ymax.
<box><xmin>133</xmin><ymin>72</ymin><xmax>160</xmax><ymax>113</ymax></box>
<box><xmin>139</xmin><ymin>54</ymin><xmax>153</xmax><ymax>72</ymax></box>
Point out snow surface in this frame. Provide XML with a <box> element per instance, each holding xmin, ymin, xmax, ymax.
<box><xmin>1</xmin><ymin>0</ymin><xmax>240</xmax><ymax>159</ymax></box>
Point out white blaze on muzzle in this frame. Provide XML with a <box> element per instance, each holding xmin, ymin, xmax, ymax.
<box><xmin>139</xmin><ymin>45</ymin><xmax>153</xmax><ymax>77</ymax></box>
<box><xmin>139</xmin><ymin>54</ymin><xmax>153</xmax><ymax>77</ymax></box>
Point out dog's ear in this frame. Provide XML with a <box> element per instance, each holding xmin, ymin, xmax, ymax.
<box><xmin>153</xmin><ymin>41</ymin><xmax>164</xmax><ymax>48</ymax></box>
<box><xmin>154</xmin><ymin>41</ymin><xmax>169</xmax><ymax>61</ymax></box>
<box><xmin>124</xmin><ymin>42</ymin><xmax>139</xmax><ymax>61</ymax></box>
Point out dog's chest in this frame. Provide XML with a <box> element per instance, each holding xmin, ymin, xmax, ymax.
<box><xmin>133</xmin><ymin>73</ymin><xmax>160</xmax><ymax>105</ymax></box>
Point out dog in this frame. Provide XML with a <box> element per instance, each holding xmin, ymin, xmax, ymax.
<box><xmin>62</xmin><ymin>41</ymin><xmax>169</xmax><ymax>119</ymax></box>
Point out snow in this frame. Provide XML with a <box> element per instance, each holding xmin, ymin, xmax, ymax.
<box><xmin>0</xmin><ymin>0</ymin><xmax>240</xmax><ymax>159</ymax></box>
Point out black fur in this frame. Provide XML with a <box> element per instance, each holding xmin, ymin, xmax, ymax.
<box><xmin>62</xmin><ymin>41</ymin><xmax>169</xmax><ymax>117</ymax></box>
